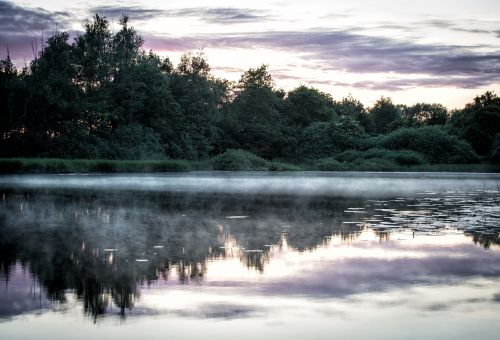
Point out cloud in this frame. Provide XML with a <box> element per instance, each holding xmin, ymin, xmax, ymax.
<box><xmin>91</xmin><ymin>6</ymin><xmax>271</xmax><ymax>24</ymax></box>
<box><xmin>143</xmin><ymin>29</ymin><xmax>500</xmax><ymax>88</ymax></box>
<box><xmin>0</xmin><ymin>1</ymin><xmax>70</xmax><ymax>33</ymax></box>
<box><xmin>421</xmin><ymin>19</ymin><xmax>493</xmax><ymax>35</ymax></box>
<box><xmin>2</xmin><ymin>1</ymin><xmax>499</xmax><ymax>90</ymax></box>
<box><xmin>351</xmin><ymin>74</ymin><xmax>500</xmax><ymax>91</ymax></box>
<box><xmin>90</xmin><ymin>6</ymin><xmax>161</xmax><ymax>21</ymax></box>
<box><xmin>0</xmin><ymin>1</ymin><xmax>72</xmax><ymax>62</ymax></box>
<box><xmin>174</xmin><ymin>8</ymin><xmax>272</xmax><ymax>24</ymax></box>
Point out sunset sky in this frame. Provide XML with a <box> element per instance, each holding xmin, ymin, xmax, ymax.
<box><xmin>1</xmin><ymin>0</ymin><xmax>500</xmax><ymax>108</ymax></box>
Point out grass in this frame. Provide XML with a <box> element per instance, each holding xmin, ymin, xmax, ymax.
<box><xmin>0</xmin><ymin>157</ymin><xmax>498</xmax><ymax>174</ymax></box>
<box><xmin>0</xmin><ymin>158</ymin><xmax>191</xmax><ymax>174</ymax></box>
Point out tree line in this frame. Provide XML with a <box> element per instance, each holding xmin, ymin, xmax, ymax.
<box><xmin>1</xmin><ymin>14</ymin><xmax>499</xmax><ymax>168</ymax></box>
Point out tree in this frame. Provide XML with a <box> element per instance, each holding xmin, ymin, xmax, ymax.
<box><xmin>334</xmin><ymin>95</ymin><xmax>375</xmax><ymax>133</ymax></box>
<box><xmin>284</xmin><ymin>85</ymin><xmax>335</xmax><ymax>127</ymax></box>
<box><xmin>0</xmin><ymin>54</ymin><xmax>21</xmax><ymax>140</ymax></box>
<box><xmin>21</xmin><ymin>32</ymin><xmax>81</xmax><ymax>155</ymax></box>
<box><xmin>448</xmin><ymin>91</ymin><xmax>500</xmax><ymax>157</ymax></box>
<box><xmin>72</xmin><ymin>14</ymin><xmax>114</xmax><ymax>131</ymax></box>
<box><xmin>166</xmin><ymin>52</ymin><xmax>221</xmax><ymax>159</ymax></box>
<box><xmin>370</xmin><ymin>96</ymin><xmax>402</xmax><ymax>134</ymax></box>
<box><xmin>297</xmin><ymin>116</ymin><xmax>365</xmax><ymax>159</ymax></box>
<box><xmin>229</xmin><ymin>65</ymin><xmax>286</xmax><ymax>159</ymax></box>
<box><xmin>401</xmin><ymin>103</ymin><xmax>448</xmax><ymax>127</ymax></box>
<box><xmin>379</xmin><ymin>126</ymin><xmax>478</xmax><ymax>164</ymax></box>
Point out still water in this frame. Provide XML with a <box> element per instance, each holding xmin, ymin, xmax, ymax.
<box><xmin>0</xmin><ymin>172</ymin><xmax>499</xmax><ymax>339</ymax></box>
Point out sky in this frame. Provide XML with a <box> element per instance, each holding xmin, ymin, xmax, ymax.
<box><xmin>1</xmin><ymin>0</ymin><xmax>500</xmax><ymax>108</ymax></box>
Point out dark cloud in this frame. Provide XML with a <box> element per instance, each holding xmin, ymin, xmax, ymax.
<box><xmin>91</xmin><ymin>6</ymin><xmax>271</xmax><ymax>24</ymax></box>
<box><xmin>0</xmin><ymin>1</ymin><xmax>70</xmax><ymax>33</ymax></box>
<box><xmin>143</xmin><ymin>29</ymin><xmax>500</xmax><ymax>88</ymax></box>
<box><xmin>90</xmin><ymin>6</ymin><xmax>161</xmax><ymax>21</ymax></box>
<box><xmin>0</xmin><ymin>1</ymin><xmax>72</xmax><ymax>62</ymax></box>
<box><xmin>421</xmin><ymin>19</ymin><xmax>492</xmax><ymax>35</ymax></box>
<box><xmin>174</xmin><ymin>7</ymin><xmax>272</xmax><ymax>24</ymax></box>
<box><xmin>2</xmin><ymin>1</ymin><xmax>499</xmax><ymax>90</ymax></box>
<box><xmin>352</xmin><ymin>74</ymin><xmax>500</xmax><ymax>91</ymax></box>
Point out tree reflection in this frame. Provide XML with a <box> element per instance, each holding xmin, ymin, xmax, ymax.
<box><xmin>0</xmin><ymin>188</ymin><xmax>498</xmax><ymax>320</ymax></box>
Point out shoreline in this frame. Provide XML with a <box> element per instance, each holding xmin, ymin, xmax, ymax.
<box><xmin>1</xmin><ymin>158</ymin><xmax>499</xmax><ymax>174</ymax></box>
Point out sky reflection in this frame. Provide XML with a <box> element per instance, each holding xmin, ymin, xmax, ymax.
<box><xmin>0</xmin><ymin>173</ymin><xmax>499</xmax><ymax>339</ymax></box>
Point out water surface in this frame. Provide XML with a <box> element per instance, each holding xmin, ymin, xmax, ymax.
<box><xmin>1</xmin><ymin>172</ymin><xmax>499</xmax><ymax>339</ymax></box>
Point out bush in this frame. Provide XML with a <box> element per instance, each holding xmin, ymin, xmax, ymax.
<box><xmin>377</xmin><ymin>126</ymin><xmax>479</xmax><ymax>163</ymax></box>
<box><xmin>90</xmin><ymin>160</ymin><xmax>117</xmax><ymax>173</ymax></box>
<box><xmin>390</xmin><ymin>150</ymin><xmax>427</xmax><ymax>166</ymax></box>
<box><xmin>211</xmin><ymin>149</ymin><xmax>268</xmax><ymax>170</ymax></box>
<box><xmin>491</xmin><ymin>134</ymin><xmax>500</xmax><ymax>164</ymax></box>
<box><xmin>0</xmin><ymin>158</ymin><xmax>191</xmax><ymax>173</ymax></box>
<box><xmin>0</xmin><ymin>159</ymin><xmax>23</xmax><ymax>173</ymax></box>
<box><xmin>297</xmin><ymin>117</ymin><xmax>365</xmax><ymax>159</ymax></box>
<box><xmin>334</xmin><ymin>148</ymin><xmax>427</xmax><ymax>166</ymax></box>
<box><xmin>349</xmin><ymin>158</ymin><xmax>399</xmax><ymax>171</ymax></box>
<box><xmin>149</xmin><ymin>160</ymin><xmax>191</xmax><ymax>172</ymax></box>
<box><xmin>314</xmin><ymin>158</ymin><xmax>346</xmax><ymax>171</ymax></box>
<box><xmin>45</xmin><ymin>122</ymin><xmax>107</xmax><ymax>159</ymax></box>
<box><xmin>211</xmin><ymin>149</ymin><xmax>300</xmax><ymax>171</ymax></box>
<box><xmin>364</xmin><ymin>148</ymin><xmax>426</xmax><ymax>166</ymax></box>
<box><xmin>334</xmin><ymin>150</ymin><xmax>365</xmax><ymax>163</ymax></box>
<box><xmin>267</xmin><ymin>161</ymin><xmax>302</xmax><ymax>171</ymax></box>
<box><xmin>106</xmin><ymin>124</ymin><xmax>165</xmax><ymax>160</ymax></box>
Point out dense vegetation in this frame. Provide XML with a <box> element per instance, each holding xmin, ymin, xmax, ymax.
<box><xmin>1</xmin><ymin>15</ymin><xmax>499</xmax><ymax>171</ymax></box>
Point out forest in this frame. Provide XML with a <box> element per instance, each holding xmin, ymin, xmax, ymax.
<box><xmin>1</xmin><ymin>15</ymin><xmax>500</xmax><ymax>172</ymax></box>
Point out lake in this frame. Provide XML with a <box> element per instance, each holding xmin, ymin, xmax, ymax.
<box><xmin>0</xmin><ymin>172</ymin><xmax>499</xmax><ymax>339</ymax></box>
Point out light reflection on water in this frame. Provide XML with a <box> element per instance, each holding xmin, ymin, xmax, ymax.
<box><xmin>0</xmin><ymin>173</ymin><xmax>499</xmax><ymax>339</ymax></box>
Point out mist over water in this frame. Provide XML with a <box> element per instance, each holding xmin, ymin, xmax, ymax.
<box><xmin>0</xmin><ymin>172</ymin><xmax>499</xmax><ymax>197</ymax></box>
<box><xmin>0</xmin><ymin>172</ymin><xmax>499</xmax><ymax>339</ymax></box>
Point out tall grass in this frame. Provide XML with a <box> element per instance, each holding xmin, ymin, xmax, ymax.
<box><xmin>0</xmin><ymin>158</ymin><xmax>190</xmax><ymax>174</ymax></box>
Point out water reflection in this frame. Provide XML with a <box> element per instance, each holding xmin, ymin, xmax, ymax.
<box><xmin>0</xmin><ymin>174</ymin><xmax>499</xmax><ymax>334</ymax></box>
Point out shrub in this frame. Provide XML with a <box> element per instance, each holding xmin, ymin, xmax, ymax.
<box><xmin>149</xmin><ymin>160</ymin><xmax>190</xmax><ymax>172</ymax></box>
<box><xmin>334</xmin><ymin>150</ymin><xmax>365</xmax><ymax>163</ymax></box>
<box><xmin>377</xmin><ymin>126</ymin><xmax>479</xmax><ymax>163</ymax></box>
<box><xmin>211</xmin><ymin>149</ymin><xmax>268</xmax><ymax>170</ymax></box>
<box><xmin>0</xmin><ymin>159</ymin><xmax>23</xmax><ymax>173</ymax></box>
<box><xmin>491</xmin><ymin>134</ymin><xmax>500</xmax><ymax>164</ymax></box>
<box><xmin>90</xmin><ymin>160</ymin><xmax>117</xmax><ymax>173</ymax></box>
<box><xmin>267</xmin><ymin>161</ymin><xmax>302</xmax><ymax>171</ymax></box>
<box><xmin>314</xmin><ymin>158</ymin><xmax>346</xmax><ymax>171</ymax></box>
<box><xmin>349</xmin><ymin>158</ymin><xmax>399</xmax><ymax>171</ymax></box>
<box><xmin>334</xmin><ymin>148</ymin><xmax>427</xmax><ymax>166</ymax></box>
<box><xmin>297</xmin><ymin>117</ymin><xmax>365</xmax><ymax>159</ymax></box>
<box><xmin>106</xmin><ymin>124</ymin><xmax>165</xmax><ymax>160</ymax></box>
<box><xmin>46</xmin><ymin>123</ymin><xmax>107</xmax><ymax>159</ymax></box>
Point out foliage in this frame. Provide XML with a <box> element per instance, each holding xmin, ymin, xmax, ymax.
<box><xmin>401</xmin><ymin>103</ymin><xmax>448</xmax><ymax>127</ymax></box>
<box><xmin>297</xmin><ymin>117</ymin><xmax>365</xmax><ymax>159</ymax></box>
<box><xmin>227</xmin><ymin>65</ymin><xmax>287</xmax><ymax>159</ymax></box>
<box><xmin>0</xmin><ymin>158</ymin><xmax>190</xmax><ymax>173</ymax></box>
<box><xmin>334</xmin><ymin>95</ymin><xmax>375</xmax><ymax>133</ymax></box>
<box><xmin>283</xmin><ymin>85</ymin><xmax>335</xmax><ymax>127</ymax></box>
<box><xmin>369</xmin><ymin>96</ymin><xmax>402</xmax><ymax>133</ymax></box>
<box><xmin>0</xmin><ymin>14</ymin><xmax>496</xmax><ymax>170</ymax></box>
<box><xmin>211</xmin><ymin>149</ymin><xmax>268</xmax><ymax>170</ymax></box>
<box><xmin>448</xmin><ymin>91</ymin><xmax>500</xmax><ymax>157</ymax></box>
<box><xmin>377</xmin><ymin>126</ymin><xmax>479</xmax><ymax>164</ymax></box>
<box><xmin>348</xmin><ymin>158</ymin><xmax>399</xmax><ymax>171</ymax></box>
<box><xmin>211</xmin><ymin>149</ymin><xmax>300</xmax><ymax>171</ymax></box>
<box><xmin>314</xmin><ymin>158</ymin><xmax>346</xmax><ymax>171</ymax></box>
<box><xmin>105</xmin><ymin>124</ymin><xmax>164</xmax><ymax>160</ymax></box>
<box><xmin>491</xmin><ymin>134</ymin><xmax>500</xmax><ymax>164</ymax></box>
<box><xmin>334</xmin><ymin>148</ymin><xmax>427</xmax><ymax>166</ymax></box>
